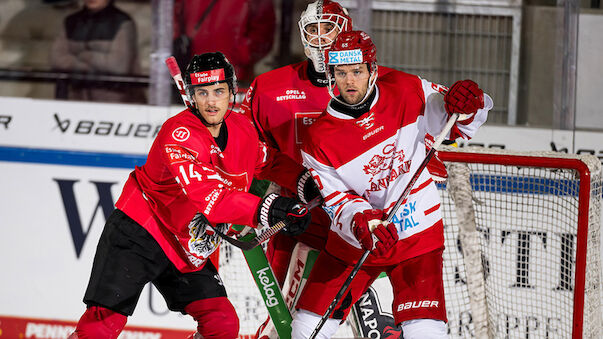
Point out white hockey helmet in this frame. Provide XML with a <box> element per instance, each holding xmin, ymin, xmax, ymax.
<box><xmin>298</xmin><ymin>0</ymin><xmax>352</xmax><ymax>73</ymax></box>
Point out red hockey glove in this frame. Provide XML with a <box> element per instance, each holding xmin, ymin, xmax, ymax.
<box><xmin>352</xmin><ymin>209</ymin><xmax>399</xmax><ymax>256</ymax></box>
<box><xmin>297</xmin><ymin>170</ymin><xmax>322</xmax><ymax>205</ymax></box>
<box><xmin>258</xmin><ymin>193</ymin><xmax>311</xmax><ymax>236</ymax></box>
<box><xmin>444</xmin><ymin>80</ymin><xmax>484</xmax><ymax>122</ymax></box>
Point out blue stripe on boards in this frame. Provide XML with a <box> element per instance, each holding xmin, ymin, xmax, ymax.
<box><xmin>0</xmin><ymin>146</ymin><xmax>146</xmax><ymax>169</ymax></box>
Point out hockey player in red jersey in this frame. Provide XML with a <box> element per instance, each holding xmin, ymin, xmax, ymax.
<box><xmin>291</xmin><ymin>31</ymin><xmax>493</xmax><ymax>338</ymax></box>
<box><xmin>68</xmin><ymin>52</ymin><xmax>310</xmax><ymax>339</ymax></box>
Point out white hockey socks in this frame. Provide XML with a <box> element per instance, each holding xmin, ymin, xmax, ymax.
<box><xmin>291</xmin><ymin>309</ymin><xmax>340</xmax><ymax>339</ymax></box>
<box><xmin>401</xmin><ymin>318</ymin><xmax>448</xmax><ymax>339</ymax></box>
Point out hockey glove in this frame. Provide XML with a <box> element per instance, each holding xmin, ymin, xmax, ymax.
<box><xmin>444</xmin><ymin>79</ymin><xmax>484</xmax><ymax>124</ymax></box>
<box><xmin>258</xmin><ymin>193</ymin><xmax>311</xmax><ymax>236</ymax></box>
<box><xmin>352</xmin><ymin>209</ymin><xmax>399</xmax><ymax>257</ymax></box>
<box><xmin>297</xmin><ymin>170</ymin><xmax>322</xmax><ymax>205</ymax></box>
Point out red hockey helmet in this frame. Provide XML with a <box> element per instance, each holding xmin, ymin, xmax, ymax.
<box><xmin>298</xmin><ymin>0</ymin><xmax>353</xmax><ymax>73</ymax></box>
<box><xmin>325</xmin><ymin>30</ymin><xmax>379</xmax><ymax>106</ymax></box>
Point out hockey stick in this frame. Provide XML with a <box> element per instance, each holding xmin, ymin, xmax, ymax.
<box><xmin>309</xmin><ymin>112</ymin><xmax>462</xmax><ymax>339</ymax></box>
<box><xmin>165</xmin><ymin>56</ymin><xmax>192</xmax><ymax>107</ymax></box>
<box><xmin>209</xmin><ymin>196</ymin><xmax>321</xmax><ymax>251</ymax></box>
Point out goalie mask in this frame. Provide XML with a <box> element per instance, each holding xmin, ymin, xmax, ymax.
<box><xmin>298</xmin><ymin>0</ymin><xmax>352</xmax><ymax>73</ymax></box>
<box><xmin>325</xmin><ymin>30</ymin><xmax>378</xmax><ymax>107</ymax></box>
<box><xmin>184</xmin><ymin>52</ymin><xmax>237</xmax><ymax>125</ymax></box>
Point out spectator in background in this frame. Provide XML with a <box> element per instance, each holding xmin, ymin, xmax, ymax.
<box><xmin>50</xmin><ymin>0</ymin><xmax>143</xmax><ymax>103</ymax></box>
<box><xmin>173</xmin><ymin>0</ymin><xmax>276</xmax><ymax>86</ymax></box>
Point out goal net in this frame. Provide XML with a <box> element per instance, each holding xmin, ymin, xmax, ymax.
<box><xmin>217</xmin><ymin>146</ymin><xmax>602</xmax><ymax>339</ymax></box>
<box><xmin>439</xmin><ymin>146</ymin><xmax>602</xmax><ymax>339</ymax></box>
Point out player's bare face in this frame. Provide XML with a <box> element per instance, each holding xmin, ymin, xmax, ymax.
<box><xmin>192</xmin><ymin>83</ymin><xmax>231</xmax><ymax>136</ymax></box>
<box><xmin>334</xmin><ymin>64</ymin><xmax>370</xmax><ymax>105</ymax></box>
<box><xmin>305</xmin><ymin>22</ymin><xmax>339</xmax><ymax>48</ymax></box>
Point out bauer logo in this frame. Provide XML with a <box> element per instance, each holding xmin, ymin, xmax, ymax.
<box><xmin>256</xmin><ymin>267</ymin><xmax>280</xmax><ymax>308</ymax></box>
<box><xmin>191</xmin><ymin>69</ymin><xmax>225</xmax><ymax>85</ymax></box>
<box><xmin>328</xmin><ymin>49</ymin><xmax>363</xmax><ymax>65</ymax></box>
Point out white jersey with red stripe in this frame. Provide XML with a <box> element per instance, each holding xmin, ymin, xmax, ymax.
<box><xmin>301</xmin><ymin>70</ymin><xmax>492</xmax><ymax>266</ymax></box>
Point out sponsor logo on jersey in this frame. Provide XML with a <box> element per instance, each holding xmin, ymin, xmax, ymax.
<box><xmin>191</xmin><ymin>69</ymin><xmax>226</xmax><ymax>85</ymax></box>
<box><xmin>391</xmin><ymin>201</ymin><xmax>421</xmax><ymax>232</ymax></box>
<box><xmin>203</xmin><ymin>189</ymin><xmax>222</xmax><ymax>215</ymax></box>
<box><xmin>214</xmin><ymin>166</ymin><xmax>249</xmax><ymax>190</ymax></box>
<box><xmin>165</xmin><ymin>144</ymin><xmax>198</xmax><ymax>164</ymax></box>
<box><xmin>328</xmin><ymin>49</ymin><xmax>363</xmax><ymax>65</ymax></box>
<box><xmin>172</xmin><ymin>126</ymin><xmax>190</xmax><ymax>141</ymax></box>
<box><xmin>396</xmin><ymin>299</ymin><xmax>439</xmax><ymax>312</ymax></box>
<box><xmin>352</xmin><ymin>286</ymin><xmax>403</xmax><ymax>338</ymax></box>
<box><xmin>363</xmin><ymin>125</ymin><xmax>384</xmax><ymax>140</ymax></box>
<box><xmin>210</xmin><ymin>144</ymin><xmax>224</xmax><ymax>158</ymax></box>
<box><xmin>256</xmin><ymin>267</ymin><xmax>280</xmax><ymax>308</ymax></box>
<box><xmin>276</xmin><ymin>89</ymin><xmax>307</xmax><ymax>102</ymax></box>
<box><xmin>294</xmin><ymin>111</ymin><xmax>321</xmax><ymax>144</ymax></box>
<box><xmin>356</xmin><ymin>112</ymin><xmax>375</xmax><ymax>130</ymax></box>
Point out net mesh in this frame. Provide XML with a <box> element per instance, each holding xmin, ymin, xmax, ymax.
<box><xmin>439</xmin><ymin>147</ymin><xmax>602</xmax><ymax>338</ymax></box>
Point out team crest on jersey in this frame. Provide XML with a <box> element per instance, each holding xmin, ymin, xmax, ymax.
<box><xmin>295</xmin><ymin>112</ymin><xmax>322</xmax><ymax>144</ymax></box>
<box><xmin>356</xmin><ymin>112</ymin><xmax>375</xmax><ymax>130</ymax></box>
<box><xmin>364</xmin><ymin>143</ymin><xmax>412</xmax><ymax>196</ymax></box>
<box><xmin>186</xmin><ymin>213</ymin><xmax>226</xmax><ymax>259</ymax></box>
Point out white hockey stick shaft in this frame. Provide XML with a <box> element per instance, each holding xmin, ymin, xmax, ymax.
<box><xmin>309</xmin><ymin>113</ymin><xmax>460</xmax><ymax>339</ymax></box>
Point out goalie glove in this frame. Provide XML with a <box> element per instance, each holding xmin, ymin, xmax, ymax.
<box><xmin>444</xmin><ymin>79</ymin><xmax>484</xmax><ymax>124</ymax></box>
<box><xmin>352</xmin><ymin>209</ymin><xmax>398</xmax><ymax>257</ymax></box>
<box><xmin>297</xmin><ymin>170</ymin><xmax>321</xmax><ymax>205</ymax></box>
<box><xmin>258</xmin><ymin>193</ymin><xmax>311</xmax><ymax>236</ymax></box>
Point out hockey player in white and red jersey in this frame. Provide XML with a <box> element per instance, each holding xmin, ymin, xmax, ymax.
<box><xmin>68</xmin><ymin>52</ymin><xmax>310</xmax><ymax>339</ymax></box>
<box><xmin>292</xmin><ymin>31</ymin><xmax>493</xmax><ymax>338</ymax></box>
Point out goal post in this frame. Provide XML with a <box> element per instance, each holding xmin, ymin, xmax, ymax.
<box><xmin>438</xmin><ymin>146</ymin><xmax>602</xmax><ymax>339</ymax></box>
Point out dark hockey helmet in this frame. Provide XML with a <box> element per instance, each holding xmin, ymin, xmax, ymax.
<box><xmin>325</xmin><ymin>30</ymin><xmax>379</xmax><ymax>105</ymax></box>
<box><xmin>184</xmin><ymin>52</ymin><xmax>237</xmax><ymax>98</ymax></box>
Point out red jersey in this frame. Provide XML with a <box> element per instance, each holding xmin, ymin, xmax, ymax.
<box><xmin>301</xmin><ymin>70</ymin><xmax>493</xmax><ymax>266</ymax></box>
<box><xmin>116</xmin><ymin>109</ymin><xmax>290</xmax><ymax>272</ymax></box>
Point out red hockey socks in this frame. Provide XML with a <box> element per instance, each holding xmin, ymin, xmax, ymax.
<box><xmin>71</xmin><ymin>306</ymin><xmax>127</xmax><ymax>339</ymax></box>
<box><xmin>185</xmin><ymin>297</ymin><xmax>239</xmax><ymax>338</ymax></box>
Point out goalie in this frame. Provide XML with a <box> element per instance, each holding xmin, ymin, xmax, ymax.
<box><xmin>68</xmin><ymin>52</ymin><xmax>310</xmax><ymax>339</ymax></box>
<box><xmin>292</xmin><ymin>31</ymin><xmax>493</xmax><ymax>338</ymax></box>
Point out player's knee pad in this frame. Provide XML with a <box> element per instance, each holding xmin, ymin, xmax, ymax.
<box><xmin>72</xmin><ymin>306</ymin><xmax>127</xmax><ymax>339</ymax></box>
<box><xmin>291</xmin><ymin>309</ymin><xmax>340</xmax><ymax>339</ymax></box>
<box><xmin>401</xmin><ymin>318</ymin><xmax>447</xmax><ymax>339</ymax></box>
<box><xmin>184</xmin><ymin>297</ymin><xmax>239</xmax><ymax>339</ymax></box>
